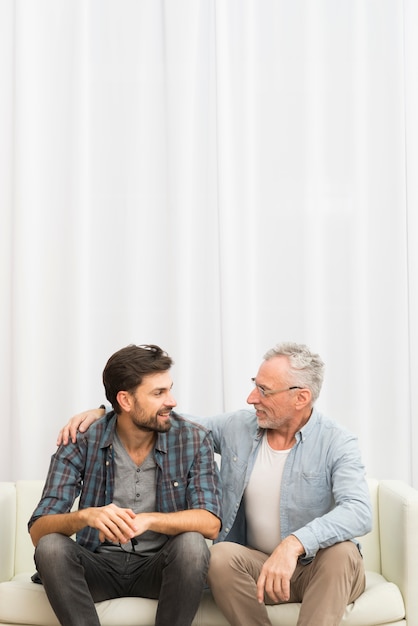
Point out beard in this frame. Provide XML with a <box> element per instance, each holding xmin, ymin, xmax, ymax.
<box><xmin>131</xmin><ymin>399</ymin><xmax>173</xmax><ymax>433</ymax></box>
<box><xmin>255</xmin><ymin>407</ymin><xmax>290</xmax><ymax>430</ymax></box>
<box><xmin>134</xmin><ymin>413</ymin><xmax>172</xmax><ymax>433</ymax></box>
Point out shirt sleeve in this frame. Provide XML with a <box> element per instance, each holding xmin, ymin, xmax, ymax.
<box><xmin>186</xmin><ymin>429</ymin><xmax>223</xmax><ymax>523</ymax></box>
<box><xmin>291</xmin><ymin>432</ymin><xmax>372</xmax><ymax>559</ymax></box>
<box><xmin>28</xmin><ymin>442</ymin><xmax>85</xmax><ymax>531</ymax></box>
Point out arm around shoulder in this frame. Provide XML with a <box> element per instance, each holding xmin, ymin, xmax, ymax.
<box><xmin>56</xmin><ymin>406</ymin><xmax>106</xmax><ymax>445</ymax></box>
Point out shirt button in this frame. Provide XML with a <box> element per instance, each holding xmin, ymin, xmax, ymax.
<box><xmin>173</xmin><ymin>481</ymin><xmax>179</xmax><ymax>487</ymax></box>
<box><xmin>136</xmin><ymin>468</ymin><xmax>140</xmax><ymax>472</ymax></box>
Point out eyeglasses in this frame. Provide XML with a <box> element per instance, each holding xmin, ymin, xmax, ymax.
<box><xmin>250</xmin><ymin>378</ymin><xmax>303</xmax><ymax>398</ymax></box>
<box><xmin>119</xmin><ymin>538</ymin><xmax>138</xmax><ymax>553</ymax></box>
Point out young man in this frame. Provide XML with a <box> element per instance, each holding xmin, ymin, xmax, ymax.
<box><xmin>59</xmin><ymin>342</ymin><xmax>372</xmax><ymax>626</ymax></box>
<box><xmin>30</xmin><ymin>344</ymin><xmax>222</xmax><ymax>626</ymax></box>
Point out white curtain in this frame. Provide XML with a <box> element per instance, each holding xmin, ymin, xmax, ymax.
<box><xmin>1</xmin><ymin>0</ymin><xmax>418</xmax><ymax>486</ymax></box>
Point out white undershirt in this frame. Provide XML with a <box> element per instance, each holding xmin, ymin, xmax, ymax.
<box><xmin>244</xmin><ymin>434</ymin><xmax>291</xmax><ymax>554</ymax></box>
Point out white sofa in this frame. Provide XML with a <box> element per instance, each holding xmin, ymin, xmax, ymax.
<box><xmin>0</xmin><ymin>479</ymin><xmax>417</xmax><ymax>626</ymax></box>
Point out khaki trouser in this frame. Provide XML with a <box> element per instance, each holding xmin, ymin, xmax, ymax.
<box><xmin>207</xmin><ymin>540</ymin><xmax>365</xmax><ymax>626</ymax></box>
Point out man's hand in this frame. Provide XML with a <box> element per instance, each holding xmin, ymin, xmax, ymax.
<box><xmin>29</xmin><ymin>503</ymin><xmax>138</xmax><ymax>547</ymax></box>
<box><xmin>84</xmin><ymin>503</ymin><xmax>138</xmax><ymax>544</ymax></box>
<box><xmin>256</xmin><ymin>535</ymin><xmax>304</xmax><ymax>604</ymax></box>
<box><xmin>56</xmin><ymin>407</ymin><xmax>106</xmax><ymax>446</ymax></box>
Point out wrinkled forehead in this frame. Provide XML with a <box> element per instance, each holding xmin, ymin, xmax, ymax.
<box><xmin>257</xmin><ymin>355</ymin><xmax>289</xmax><ymax>381</ymax></box>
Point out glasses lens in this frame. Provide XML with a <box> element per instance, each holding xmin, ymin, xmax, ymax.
<box><xmin>251</xmin><ymin>379</ymin><xmax>265</xmax><ymax>397</ymax></box>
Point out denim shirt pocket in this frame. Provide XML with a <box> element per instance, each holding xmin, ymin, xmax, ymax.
<box><xmin>220</xmin><ymin>446</ymin><xmax>247</xmax><ymax>493</ymax></box>
<box><xmin>293</xmin><ymin>471</ymin><xmax>331</xmax><ymax>511</ymax></box>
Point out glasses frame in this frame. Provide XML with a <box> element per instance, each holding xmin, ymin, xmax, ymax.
<box><xmin>250</xmin><ymin>378</ymin><xmax>303</xmax><ymax>398</ymax></box>
<box><xmin>119</xmin><ymin>538</ymin><xmax>138</xmax><ymax>553</ymax></box>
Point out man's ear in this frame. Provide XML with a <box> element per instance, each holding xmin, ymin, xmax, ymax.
<box><xmin>295</xmin><ymin>388</ymin><xmax>312</xmax><ymax>409</ymax></box>
<box><xmin>116</xmin><ymin>390</ymin><xmax>132</xmax><ymax>412</ymax></box>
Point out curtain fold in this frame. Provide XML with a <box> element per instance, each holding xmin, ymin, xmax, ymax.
<box><xmin>404</xmin><ymin>0</ymin><xmax>418</xmax><ymax>487</ymax></box>
<box><xmin>1</xmin><ymin>0</ymin><xmax>416</xmax><ymax>485</ymax></box>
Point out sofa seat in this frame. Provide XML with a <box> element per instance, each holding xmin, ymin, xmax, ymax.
<box><xmin>1</xmin><ymin>479</ymin><xmax>417</xmax><ymax>625</ymax></box>
<box><xmin>0</xmin><ymin>570</ymin><xmax>406</xmax><ymax>626</ymax></box>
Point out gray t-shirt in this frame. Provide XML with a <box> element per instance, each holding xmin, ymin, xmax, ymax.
<box><xmin>97</xmin><ymin>432</ymin><xmax>168</xmax><ymax>556</ymax></box>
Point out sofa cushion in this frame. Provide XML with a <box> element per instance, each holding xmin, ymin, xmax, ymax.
<box><xmin>0</xmin><ymin>575</ymin><xmax>157</xmax><ymax>626</ymax></box>
<box><xmin>175</xmin><ymin>572</ymin><xmax>406</xmax><ymax>626</ymax></box>
<box><xmin>0</xmin><ymin>570</ymin><xmax>405</xmax><ymax>626</ymax></box>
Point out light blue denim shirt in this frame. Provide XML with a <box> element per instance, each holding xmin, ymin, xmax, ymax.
<box><xmin>188</xmin><ymin>407</ymin><xmax>372</xmax><ymax>560</ymax></box>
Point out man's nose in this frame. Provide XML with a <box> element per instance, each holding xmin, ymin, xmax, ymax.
<box><xmin>166</xmin><ymin>392</ymin><xmax>177</xmax><ymax>408</ymax></box>
<box><xmin>247</xmin><ymin>388</ymin><xmax>259</xmax><ymax>405</ymax></box>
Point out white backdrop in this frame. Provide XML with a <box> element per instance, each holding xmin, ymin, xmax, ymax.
<box><xmin>1</xmin><ymin>0</ymin><xmax>418</xmax><ymax>487</ymax></box>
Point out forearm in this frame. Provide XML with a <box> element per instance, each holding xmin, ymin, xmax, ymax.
<box><xmin>137</xmin><ymin>509</ymin><xmax>221</xmax><ymax>540</ymax></box>
<box><xmin>30</xmin><ymin>503</ymin><xmax>139</xmax><ymax>548</ymax></box>
<box><xmin>29</xmin><ymin>510</ymin><xmax>88</xmax><ymax>547</ymax></box>
<box><xmin>292</xmin><ymin>490</ymin><xmax>373</xmax><ymax>559</ymax></box>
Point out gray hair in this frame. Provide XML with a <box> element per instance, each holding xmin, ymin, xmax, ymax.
<box><xmin>263</xmin><ymin>342</ymin><xmax>325</xmax><ymax>404</ymax></box>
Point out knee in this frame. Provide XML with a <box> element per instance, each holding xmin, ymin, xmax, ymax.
<box><xmin>35</xmin><ymin>534</ymin><xmax>75</xmax><ymax>572</ymax></box>
<box><xmin>170</xmin><ymin>532</ymin><xmax>210</xmax><ymax>571</ymax></box>
<box><xmin>330</xmin><ymin>541</ymin><xmax>362</xmax><ymax>564</ymax></box>
<box><xmin>210</xmin><ymin>541</ymin><xmax>243</xmax><ymax>563</ymax></box>
<box><xmin>35</xmin><ymin>533</ymin><xmax>69</xmax><ymax>560</ymax></box>
<box><xmin>208</xmin><ymin>542</ymin><xmax>242</xmax><ymax>581</ymax></box>
<box><xmin>316</xmin><ymin>541</ymin><xmax>364</xmax><ymax>579</ymax></box>
<box><xmin>178</xmin><ymin>531</ymin><xmax>209</xmax><ymax>557</ymax></box>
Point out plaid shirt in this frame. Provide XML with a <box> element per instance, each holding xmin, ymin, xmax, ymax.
<box><xmin>28</xmin><ymin>412</ymin><xmax>222</xmax><ymax>552</ymax></box>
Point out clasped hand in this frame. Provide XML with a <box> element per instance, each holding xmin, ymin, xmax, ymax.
<box><xmin>85</xmin><ymin>503</ymin><xmax>147</xmax><ymax>545</ymax></box>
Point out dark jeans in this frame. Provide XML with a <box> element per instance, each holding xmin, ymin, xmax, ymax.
<box><xmin>34</xmin><ymin>532</ymin><xmax>210</xmax><ymax>626</ymax></box>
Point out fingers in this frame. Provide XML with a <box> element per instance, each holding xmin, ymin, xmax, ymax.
<box><xmin>257</xmin><ymin>571</ymin><xmax>290</xmax><ymax>604</ymax></box>
<box><xmin>256</xmin><ymin>572</ymin><xmax>266</xmax><ymax>603</ymax></box>
<box><xmin>56</xmin><ymin>428</ymin><xmax>67</xmax><ymax>447</ymax></box>
<box><xmin>90</xmin><ymin>505</ymin><xmax>137</xmax><ymax>544</ymax></box>
<box><xmin>56</xmin><ymin>414</ymin><xmax>86</xmax><ymax>446</ymax></box>
<box><xmin>71</xmin><ymin>414</ymin><xmax>86</xmax><ymax>440</ymax></box>
<box><xmin>270</xmin><ymin>577</ymin><xmax>289</xmax><ymax>603</ymax></box>
<box><xmin>77</xmin><ymin>409</ymin><xmax>103</xmax><ymax>432</ymax></box>
<box><xmin>256</xmin><ymin>538</ymin><xmax>300</xmax><ymax>604</ymax></box>
<box><xmin>56</xmin><ymin>424</ymin><xmax>74</xmax><ymax>447</ymax></box>
<box><xmin>56</xmin><ymin>408</ymin><xmax>105</xmax><ymax>446</ymax></box>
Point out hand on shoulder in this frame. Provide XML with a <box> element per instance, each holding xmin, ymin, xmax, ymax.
<box><xmin>56</xmin><ymin>407</ymin><xmax>106</xmax><ymax>446</ymax></box>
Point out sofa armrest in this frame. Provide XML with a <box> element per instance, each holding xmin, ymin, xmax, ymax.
<box><xmin>0</xmin><ymin>483</ymin><xmax>16</xmax><ymax>582</ymax></box>
<box><xmin>378</xmin><ymin>480</ymin><xmax>418</xmax><ymax>626</ymax></box>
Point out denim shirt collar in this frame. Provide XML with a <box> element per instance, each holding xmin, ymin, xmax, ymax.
<box><xmin>297</xmin><ymin>407</ymin><xmax>319</xmax><ymax>442</ymax></box>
